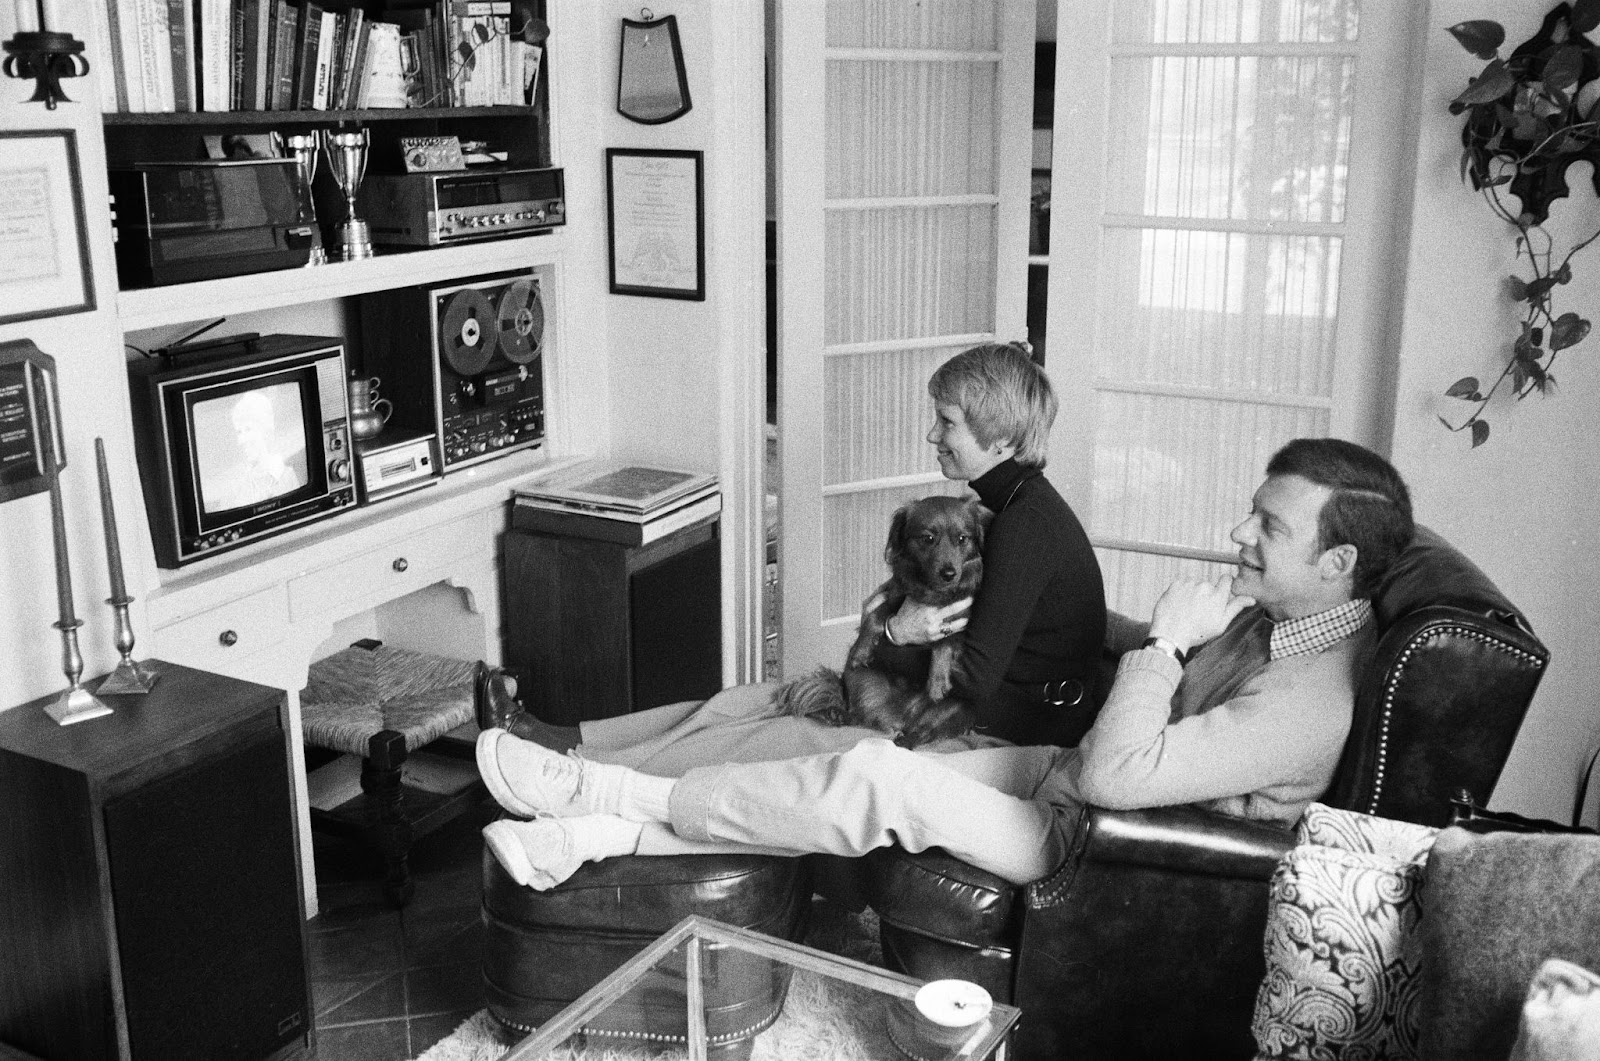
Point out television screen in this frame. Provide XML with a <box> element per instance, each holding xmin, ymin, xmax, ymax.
<box><xmin>192</xmin><ymin>381</ymin><xmax>311</xmax><ymax>513</ymax></box>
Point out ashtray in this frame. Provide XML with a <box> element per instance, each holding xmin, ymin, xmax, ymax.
<box><xmin>885</xmin><ymin>979</ymin><xmax>994</xmax><ymax>1060</ymax></box>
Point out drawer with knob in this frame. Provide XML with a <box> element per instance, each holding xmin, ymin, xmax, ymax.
<box><xmin>285</xmin><ymin>512</ymin><xmax>493</xmax><ymax>622</ymax></box>
<box><xmin>152</xmin><ymin>585</ymin><xmax>291</xmax><ymax>675</ymax></box>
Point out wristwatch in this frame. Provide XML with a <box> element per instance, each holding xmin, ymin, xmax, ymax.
<box><xmin>1141</xmin><ymin>635</ymin><xmax>1185</xmax><ymax>664</ymax></box>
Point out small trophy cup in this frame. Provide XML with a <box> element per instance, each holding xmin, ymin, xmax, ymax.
<box><xmin>276</xmin><ymin>132</ymin><xmax>327</xmax><ymax>266</ymax></box>
<box><xmin>320</xmin><ymin>127</ymin><xmax>374</xmax><ymax>261</ymax></box>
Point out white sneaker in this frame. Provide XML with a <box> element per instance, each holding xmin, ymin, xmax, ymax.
<box><xmin>482</xmin><ymin>814</ymin><xmax>643</xmax><ymax>891</ymax></box>
<box><xmin>476</xmin><ymin>728</ymin><xmax>587</xmax><ymax>819</ymax></box>
<box><xmin>482</xmin><ymin>818</ymin><xmax>583</xmax><ymax>891</ymax></box>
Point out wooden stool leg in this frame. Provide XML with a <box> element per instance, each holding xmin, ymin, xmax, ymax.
<box><xmin>362</xmin><ymin>729</ymin><xmax>414</xmax><ymax>908</ymax></box>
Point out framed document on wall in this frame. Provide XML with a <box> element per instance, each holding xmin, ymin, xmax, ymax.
<box><xmin>0</xmin><ymin>130</ymin><xmax>96</xmax><ymax>325</ymax></box>
<box><xmin>605</xmin><ymin>148</ymin><xmax>705</xmax><ymax>301</ymax></box>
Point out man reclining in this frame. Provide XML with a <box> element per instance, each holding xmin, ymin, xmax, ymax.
<box><xmin>476</xmin><ymin>437</ymin><xmax>1414</xmax><ymax>890</ymax></box>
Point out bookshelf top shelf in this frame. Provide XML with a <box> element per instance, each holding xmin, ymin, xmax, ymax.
<box><xmin>102</xmin><ymin>106</ymin><xmax>539</xmax><ymax>128</ymax></box>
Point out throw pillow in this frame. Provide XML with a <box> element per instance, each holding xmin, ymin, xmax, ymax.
<box><xmin>1418</xmin><ymin>828</ymin><xmax>1600</xmax><ymax>1061</ymax></box>
<box><xmin>1508</xmin><ymin>958</ymin><xmax>1600</xmax><ymax>1061</ymax></box>
<box><xmin>1252</xmin><ymin>804</ymin><xmax>1438</xmax><ymax>1061</ymax></box>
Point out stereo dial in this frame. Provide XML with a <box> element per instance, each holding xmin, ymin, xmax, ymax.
<box><xmin>330</xmin><ymin>458</ymin><xmax>350</xmax><ymax>481</ymax></box>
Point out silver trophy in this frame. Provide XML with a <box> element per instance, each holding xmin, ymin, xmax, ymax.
<box><xmin>275</xmin><ymin>132</ymin><xmax>327</xmax><ymax>266</ymax></box>
<box><xmin>319</xmin><ymin>128</ymin><xmax>374</xmax><ymax>261</ymax></box>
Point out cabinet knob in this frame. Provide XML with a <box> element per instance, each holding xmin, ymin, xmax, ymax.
<box><xmin>219</xmin><ymin>630</ymin><xmax>238</xmax><ymax>647</ymax></box>
<box><xmin>393</xmin><ymin>557</ymin><xmax>409</xmax><ymax>573</ymax></box>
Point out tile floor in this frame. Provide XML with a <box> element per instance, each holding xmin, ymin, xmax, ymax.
<box><xmin>305</xmin><ymin>799</ymin><xmax>500</xmax><ymax>1061</ymax></box>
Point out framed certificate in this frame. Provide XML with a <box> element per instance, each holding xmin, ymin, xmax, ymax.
<box><xmin>606</xmin><ymin>148</ymin><xmax>705</xmax><ymax>300</ymax></box>
<box><xmin>0</xmin><ymin>130</ymin><xmax>96</xmax><ymax>325</ymax></box>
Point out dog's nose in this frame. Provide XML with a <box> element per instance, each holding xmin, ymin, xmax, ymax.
<box><xmin>938</xmin><ymin>564</ymin><xmax>958</xmax><ymax>583</ymax></box>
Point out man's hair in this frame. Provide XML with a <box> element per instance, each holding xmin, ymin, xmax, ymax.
<box><xmin>1266</xmin><ymin>438</ymin><xmax>1414</xmax><ymax>598</ymax></box>
<box><xmin>928</xmin><ymin>342</ymin><xmax>1058</xmax><ymax>468</ymax></box>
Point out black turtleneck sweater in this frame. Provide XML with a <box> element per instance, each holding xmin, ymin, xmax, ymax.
<box><xmin>875</xmin><ymin>458</ymin><xmax>1106</xmax><ymax>745</ymax></box>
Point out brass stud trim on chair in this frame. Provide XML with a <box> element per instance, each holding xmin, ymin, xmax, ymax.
<box><xmin>1363</xmin><ymin>624</ymin><xmax>1545</xmax><ymax>815</ymax></box>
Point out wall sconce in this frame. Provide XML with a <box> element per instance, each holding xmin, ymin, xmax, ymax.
<box><xmin>617</xmin><ymin>9</ymin><xmax>691</xmax><ymax>124</ymax></box>
<box><xmin>3</xmin><ymin>0</ymin><xmax>89</xmax><ymax>109</ymax></box>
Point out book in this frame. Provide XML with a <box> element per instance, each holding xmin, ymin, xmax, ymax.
<box><xmin>325</xmin><ymin>8</ymin><xmax>348</xmax><ymax>109</ymax></box>
<box><xmin>134</xmin><ymin>0</ymin><xmax>169</xmax><ymax>112</ymax></box>
<box><xmin>243</xmin><ymin>0</ymin><xmax>271</xmax><ymax>108</ymax></box>
<box><xmin>230</xmin><ymin>0</ymin><xmax>247</xmax><ymax>109</ymax></box>
<box><xmin>513</xmin><ymin>491</ymin><xmax>723</xmax><ymax>547</ymax></box>
<box><xmin>311</xmin><ymin>8</ymin><xmax>337</xmax><ymax>109</ymax></box>
<box><xmin>91</xmin><ymin>0</ymin><xmax>127</xmax><ymax>111</ymax></box>
<box><xmin>292</xmin><ymin>0</ymin><xmax>322</xmax><ymax>109</ymax></box>
<box><xmin>112</xmin><ymin>0</ymin><xmax>147</xmax><ymax>110</ymax></box>
<box><xmin>269</xmin><ymin>0</ymin><xmax>298</xmax><ymax>109</ymax></box>
<box><xmin>515</xmin><ymin>462</ymin><xmax>720</xmax><ymax>517</ymax></box>
<box><xmin>197</xmin><ymin>0</ymin><xmax>231</xmax><ymax>110</ymax></box>
<box><xmin>520</xmin><ymin>41</ymin><xmax>541</xmax><ymax>105</ymax></box>
<box><xmin>336</xmin><ymin>7</ymin><xmax>365</xmax><ymax>108</ymax></box>
<box><xmin>167</xmin><ymin>0</ymin><xmax>195</xmax><ymax>110</ymax></box>
<box><xmin>341</xmin><ymin>14</ymin><xmax>371</xmax><ymax>108</ymax></box>
<box><xmin>261</xmin><ymin>0</ymin><xmax>280</xmax><ymax>107</ymax></box>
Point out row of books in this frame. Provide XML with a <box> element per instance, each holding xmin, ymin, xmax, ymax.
<box><xmin>87</xmin><ymin>0</ymin><xmax>539</xmax><ymax>114</ymax></box>
<box><xmin>512</xmin><ymin>463</ymin><xmax>722</xmax><ymax>547</ymax></box>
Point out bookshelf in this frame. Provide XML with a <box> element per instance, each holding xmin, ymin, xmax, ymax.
<box><xmin>102</xmin><ymin>104</ymin><xmax>536</xmax><ymax>126</ymax></box>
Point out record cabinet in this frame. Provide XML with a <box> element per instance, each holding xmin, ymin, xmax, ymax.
<box><xmin>0</xmin><ymin>662</ymin><xmax>310</xmax><ymax>1061</ymax></box>
<box><xmin>502</xmin><ymin>516</ymin><xmax>723</xmax><ymax>723</ymax></box>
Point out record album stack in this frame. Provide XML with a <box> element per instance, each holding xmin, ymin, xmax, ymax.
<box><xmin>511</xmin><ymin>461</ymin><xmax>720</xmax><ymax>546</ymax></box>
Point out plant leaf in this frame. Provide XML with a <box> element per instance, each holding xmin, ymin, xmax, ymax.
<box><xmin>1508</xmin><ymin>275</ymin><xmax>1528</xmax><ymax>300</ymax></box>
<box><xmin>1573</xmin><ymin>0</ymin><xmax>1600</xmax><ymax>34</ymax></box>
<box><xmin>1577</xmin><ymin>79</ymin><xmax>1600</xmax><ymax>118</ymax></box>
<box><xmin>1447</xmin><ymin>20</ymin><xmax>1506</xmax><ymax>60</ymax></box>
<box><xmin>1453</xmin><ymin>60</ymin><xmax>1517</xmax><ymax>107</ymax></box>
<box><xmin>474</xmin><ymin>23</ymin><xmax>491</xmax><ymax>42</ymax></box>
<box><xmin>1446</xmin><ymin>376</ymin><xmax>1482</xmax><ymax>398</ymax></box>
<box><xmin>1513</xmin><ymin>359</ymin><xmax>1530</xmax><ymax>392</ymax></box>
<box><xmin>1525</xmin><ymin>275</ymin><xmax>1559</xmax><ymax>301</ymax></box>
<box><xmin>1471</xmin><ymin>420</ymin><xmax>1490</xmax><ymax>447</ymax></box>
<box><xmin>1543</xmin><ymin>46</ymin><xmax>1586</xmax><ymax>95</ymax></box>
<box><xmin>1550</xmin><ymin>313</ymin><xmax>1592</xmax><ymax>350</ymax></box>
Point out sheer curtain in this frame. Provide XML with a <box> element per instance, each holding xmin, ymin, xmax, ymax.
<box><xmin>1049</xmin><ymin>0</ymin><xmax>1409</xmax><ymax>618</ymax></box>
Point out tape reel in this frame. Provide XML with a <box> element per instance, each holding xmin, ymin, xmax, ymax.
<box><xmin>496</xmin><ymin>278</ymin><xmax>544</xmax><ymax>365</ymax></box>
<box><xmin>439</xmin><ymin>288</ymin><xmax>498</xmax><ymax>375</ymax></box>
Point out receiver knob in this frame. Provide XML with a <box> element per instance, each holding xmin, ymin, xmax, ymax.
<box><xmin>219</xmin><ymin>630</ymin><xmax>238</xmax><ymax>647</ymax></box>
<box><xmin>330</xmin><ymin>458</ymin><xmax>350</xmax><ymax>481</ymax></box>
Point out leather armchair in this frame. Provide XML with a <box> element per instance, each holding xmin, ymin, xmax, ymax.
<box><xmin>864</xmin><ymin>526</ymin><xmax>1549</xmax><ymax>1060</ymax></box>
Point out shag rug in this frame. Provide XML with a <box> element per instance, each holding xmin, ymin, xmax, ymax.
<box><xmin>412</xmin><ymin>901</ymin><xmax>892</xmax><ymax>1061</ymax></box>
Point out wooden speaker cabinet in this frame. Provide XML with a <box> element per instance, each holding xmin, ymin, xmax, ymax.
<box><xmin>502</xmin><ymin>517</ymin><xmax>722</xmax><ymax>724</ymax></box>
<box><xmin>0</xmin><ymin>661</ymin><xmax>310</xmax><ymax>1061</ymax></box>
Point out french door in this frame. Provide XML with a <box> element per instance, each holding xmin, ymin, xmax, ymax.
<box><xmin>774</xmin><ymin>0</ymin><xmax>1037</xmax><ymax>676</ymax></box>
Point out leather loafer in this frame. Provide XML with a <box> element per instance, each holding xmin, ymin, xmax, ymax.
<box><xmin>474</xmin><ymin>662</ymin><xmax>525</xmax><ymax>731</ymax></box>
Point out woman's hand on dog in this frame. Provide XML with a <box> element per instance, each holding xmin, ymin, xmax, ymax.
<box><xmin>1147</xmin><ymin>576</ymin><xmax>1256</xmax><ymax>655</ymax></box>
<box><xmin>886</xmin><ymin>597</ymin><xmax>972</xmax><ymax>645</ymax></box>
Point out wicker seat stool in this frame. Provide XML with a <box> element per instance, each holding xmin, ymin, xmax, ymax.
<box><xmin>481</xmin><ymin>848</ymin><xmax>812</xmax><ymax>1056</ymax></box>
<box><xmin>300</xmin><ymin>641</ymin><xmax>487</xmax><ymax>907</ymax></box>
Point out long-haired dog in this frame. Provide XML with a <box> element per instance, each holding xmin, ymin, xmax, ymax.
<box><xmin>778</xmin><ymin>495</ymin><xmax>991</xmax><ymax>748</ymax></box>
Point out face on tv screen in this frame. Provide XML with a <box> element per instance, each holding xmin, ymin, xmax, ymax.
<box><xmin>192</xmin><ymin>381</ymin><xmax>311</xmax><ymax>513</ymax></box>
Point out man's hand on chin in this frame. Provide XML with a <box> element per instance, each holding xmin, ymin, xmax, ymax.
<box><xmin>1147</xmin><ymin>576</ymin><xmax>1256</xmax><ymax>656</ymax></box>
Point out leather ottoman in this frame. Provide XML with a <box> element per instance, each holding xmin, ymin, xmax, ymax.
<box><xmin>481</xmin><ymin>847</ymin><xmax>812</xmax><ymax>1052</ymax></box>
<box><xmin>864</xmin><ymin>846</ymin><xmax>1020</xmax><ymax>1004</ymax></box>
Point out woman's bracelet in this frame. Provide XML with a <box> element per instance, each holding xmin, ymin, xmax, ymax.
<box><xmin>883</xmin><ymin>617</ymin><xmax>903</xmax><ymax>646</ymax></box>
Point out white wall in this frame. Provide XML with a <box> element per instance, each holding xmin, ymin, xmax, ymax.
<box><xmin>1391</xmin><ymin>0</ymin><xmax>1600</xmax><ymax>820</ymax></box>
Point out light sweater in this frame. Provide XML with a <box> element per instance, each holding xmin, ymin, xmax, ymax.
<box><xmin>1070</xmin><ymin>606</ymin><xmax>1373</xmax><ymax>826</ymax></box>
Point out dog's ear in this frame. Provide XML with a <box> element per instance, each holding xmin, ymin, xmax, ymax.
<box><xmin>967</xmin><ymin>498</ymin><xmax>994</xmax><ymax>549</ymax></box>
<box><xmin>885</xmin><ymin>503</ymin><xmax>912</xmax><ymax>562</ymax></box>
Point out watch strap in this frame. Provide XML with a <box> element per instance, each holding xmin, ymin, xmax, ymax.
<box><xmin>1141</xmin><ymin>635</ymin><xmax>1185</xmax><ymax>664</ymax></box>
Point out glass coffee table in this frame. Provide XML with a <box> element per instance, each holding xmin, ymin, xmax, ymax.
<box><xmin>500</xmin><ymin>915</ymin><xmax>1021</xmax><ymax>1061</ymax></box>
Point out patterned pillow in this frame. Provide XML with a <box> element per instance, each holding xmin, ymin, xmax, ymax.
<box><xmin>1252</xmin><ymin>804</ymin><xmax>1439</xmax><ymax>1060</ymax></box>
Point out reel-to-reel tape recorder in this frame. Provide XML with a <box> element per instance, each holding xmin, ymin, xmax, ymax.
<box><xmin>359</xmin><ymin>267</ymin><xmax>552</xmax><ymax>472</ymax></box>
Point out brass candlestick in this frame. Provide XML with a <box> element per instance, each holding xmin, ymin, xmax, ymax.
<box><xmin>47</xmin><ymin>618</ymin><xmax>112</xmax><ymax>725</ymax></box>
<box><xmin>93</xmin><ymin>438</ymin><xmax>156</xmax><ymax>695</ymax></box>
<box><xmin>36</xmin><ymin>395</ymin><xmax>110</xmax><ymax>725</ymax></box>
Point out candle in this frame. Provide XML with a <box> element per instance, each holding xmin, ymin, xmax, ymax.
<box><xmin>13</xmin><ymin>0</ymin><xmax>37</xmax><ymax>33</ymax></box>
<box><xmin>39</xmin><ymin>401</ymin><xmax>75</xmax><ymax>628</ymax></box>
<box><xmin>36</xmin><ymin>0</ymin><xmax>55</xmax><ymax>32</ymax></box>
<box><xmin>95</xmin><ymin>437</ymin><xmax>128</xmax><ymax>603</ymax></box>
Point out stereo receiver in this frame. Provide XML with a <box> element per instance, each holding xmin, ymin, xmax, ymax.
<box><xmin>359</xmin><ymin>166</ymin><xmax>565</xmax><ymax>247</ymax></box>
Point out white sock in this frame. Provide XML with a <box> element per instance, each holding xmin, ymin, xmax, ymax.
<box><xmin>573</xmin><ymin>756</ymin><xmax>675</xmax><ymax>822</ymax></box>
<box><xmin>573</xmin><ymin>813</ymin><xmax>645</xmax><ymax>861</ymax></box>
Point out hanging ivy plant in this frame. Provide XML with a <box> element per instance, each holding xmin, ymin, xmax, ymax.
<box><xmin>1441</xmin><ymin>0</ymin><xmax>1600</xmax><ymax>446</ymax></box>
